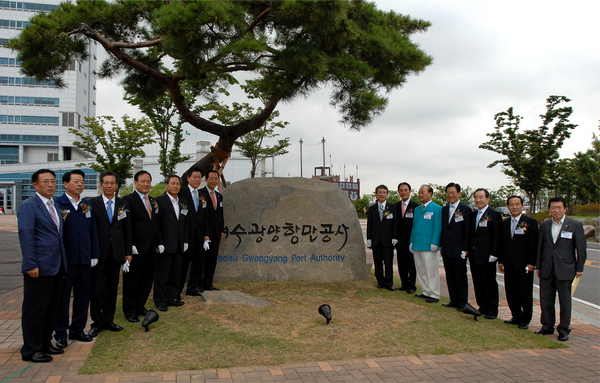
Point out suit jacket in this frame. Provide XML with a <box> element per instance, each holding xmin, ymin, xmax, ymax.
<box><xmin>440</xmin><ymin>201</ymin><xmax>472</xmax><ymax>258</ymax></box>
<box><xmin>155</xmin><ymin>193</ymin><xmax>189</xmax><ymax>254</ymax></box>
<box><xmin>410</xmin><ymin>201</ymin><xmax>442</xmax><ymax>251</ymax></box>
<box><xmin>122</xmin><ymin>191</ymin><xmax>157</xmax><ymax>254</ymax></box>
<box><xmin>54</xmin><ymin>194</ymin><xmax>100</xmax><ymax>265</ymax></box>
<box><xmin>178</xmin><ymin>186</ymin><xmax>205</xmax><ymax>246</ymax></box>
<box><xmin>537</xmin><ymin>216</ymin><xmax>586</xmax><ymax>281</ymax></box>
<box><xmin>395</xmin><ymin>199</ymin><xmax>418</xmax><ymax>248</ymax></box>
<box><xmin>89</xmin><ymin>195</ymin><xmax>133</xmax><ymax>263</ymax></box>
<box><xmin>366</xmin><ymin>201</ymin><xmax>398</xmax><ymax>247</ymax></box>
<box><xmin>199</xmin><ymin>186</ymin><xmax>224</xmax><ymax>239</ymax></box>
<box><xmin>500</xmin><ymin>214</ymin><xmax>538</xmax><ymax>270</ymax></box>
<box><xmin>469</xmin><ymin>206</ymin><xmax>502</xmax><ymax>265</ymax></box>
<box><xmin>17</xmin><ymin>194</ymin><xmax>67</xmax><ymax>276</ymax></box>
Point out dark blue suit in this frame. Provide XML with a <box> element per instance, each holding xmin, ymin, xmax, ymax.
<box><xmin>18</xmin><ymin>194</ymin><xmax>67</xmax><ymax>358</ymax></box>
<box><xmin>367</xmin><ymin>202</ymin><xmax>398</xmax><ymax>289</ymax></box>
<box><xmin>54</xmin><ymin>194</ymin><xmax>100</xmax><ymax>340</ymax></box>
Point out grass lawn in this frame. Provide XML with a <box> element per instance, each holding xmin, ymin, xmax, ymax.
<box><xmin>81</xmin><ymin>276</ymin><xmax>563</xmax><ymax>374</ymax></box>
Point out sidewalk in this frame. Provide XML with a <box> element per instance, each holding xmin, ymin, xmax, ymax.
<box><xmin>0</xmin><ymin>218</ymin><xmax>599</xmax><ymax>382</ymax></box>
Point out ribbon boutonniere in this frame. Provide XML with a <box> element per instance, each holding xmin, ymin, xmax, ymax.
<box><xmin>80</xmin><ymin>202</ymin><xmax>91</xmax><ymax>214</ymax></box>
<box><xmin>60</xmin><ymin>209</ymin><xmax>70</xmax><ymax>220</ymax></box>
<box><xmin>151</xmin><ymin>200</ymin><xmax>158</xmax><ymax>210</ymax></box>
<box><xmin>517</xmin><ymin>221</ymin><xmax>528</xmax><ymax>232</ymax></box>
<box><xmin>117</xmin><ymin>205</ymin><xmax>129</xmax><ymax>215</ymax></box>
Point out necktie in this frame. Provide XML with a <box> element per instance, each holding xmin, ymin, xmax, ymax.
<box><xmin>379</xmin><ymin>203</ymin><xmax>384</xmax><ymax>220</ymax></box>
<box><xmin>193</xmin><ymin>189</ymin><xmax>199</xmax><ymax>212</ymax></box>
<box><xmin>401</xmin><ymin>202</ymin><xmax>407</xmax><ymax>217</ymax></box>
<box><xmin>476</xmin><ymin>210</ymin><xmax>482</xmax><ymax>230</ymax></box>
<box><xmin>211</xmin><ymin>190</ymin><xmax>217</xmax><ymax>211</ymax></box>
<box><xmin>47</xmin><ymin>200</ymin><xmax>59</xmax><ymax>231</ymax></box>
<box><xmin>107</xmin><ymin>200</ymin><xmax>113</xmax><ymax>223</ymax></box>
<box><xmin>144</xmin><ymin>195</ymin><xmax>152</xmax><ymax>218</ymax></box>
<box><xmin>511</xmin><ymin>218</ymin><xmax>517</xmax><ymax>238</ymax></box>
<box><xmin>449</xmin><ymin>204</ymin><xmax>454</xmax><ymax>223</ymax></box>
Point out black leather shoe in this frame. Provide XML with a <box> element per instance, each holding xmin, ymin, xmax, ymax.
<box><xmin>394</xmin><ymin>286</ymin><xmax>407</xmax><ymax>291</ymax></box>
<box><xmin>167</xmin><ymin>299</ymin><xmax>184</xmax><ymax>307</ymax></box>
<box><xmin>384</xmin><ymin>287</ymin><xmax>394</xmax><ymax>291</ymax></box>
<box><xmin>414</xmin><ymin>293</ymin><xmax>427</xmax><ymax>299</ymax></box>
<box><xmin>42</xmin><ymin>345</ymin><xmax>64</xmax><ymax>355</ymax></box>
<box><xmin>406</xmin><ymin>288</ymin><xmax>416</xmax><ymax>294</ymax></box>
<box><xmin>22</xmin><ymin>351</ymin><xmax>52</xmax><ymax>363</ymax></box>
<box><xmin>484</xmin><ymin>315</ymin><xmax>497</xmax><ymax>320</ymax></box>
<box><xmin>157</xmin><ymin>305</ymin><xmax>168</xmax><ymax>312</ymax></box>
<box><xmin>504</xmin><ymin>318</ymin><xmax>519</xmax><ymax>325</ymax></box>
<box><xmin>186</xmin><ymin>289</ymin><xmax>202</xmax><ymax>296</ymax></box>
<box><xmin>426</xmin><ymin>297</ymin><xmax>439</xmax><ymax>303</ymax></box>
<box><xmin>137</xmin><ymin>308</ymin><xmax>148</xmax><ymax>316</ymax></box>
<box><xmin>105</xmin><ymin>322</ymin><xmax>124</xmax><ymax>332</ymax></box>
<box><xmin>442</xmin><ymin>302</ymin><xmax>458</xmax><ymax>308</ymax></box>
<box><xmin>558</xmin><ymin>333</ymin><xmax>569</xmax><ymax>341</ymax></box>
<box><xmin>68</xmin><ymin>333</ymin><xmax>93</xmax><ymax>342</ymax></box>
<box><xmin>127</xmin><ymin>315</ymin><xmax>140</xmax><ymax>323</ymax></box>
<box><xmin>55</xmin><ymin>338</ymin><xmax>68</xmax><ymax>349</ymax></box>
<box><xmin>87</xmin><ymin>327</ymin><xmax>102</xmax><ymax>338</ymax></box>
<box><xmin>535</xmin><ymin>328</ymin><xmax>554</xmax><ymax>335</ymax></box>
<box><xmin>518</xmin><ymin>324</ymin><xmax>529</xmax><ymax>330</ymax></box>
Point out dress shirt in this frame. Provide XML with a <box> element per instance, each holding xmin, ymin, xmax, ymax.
<box><xmin>475</xmin><ymin>205</ymin><xmax>489</xmax><ymax>228</ymax></box>
<box><xmin>37</xmin><ymin>192</ymin><xmax>59</xmax><ymax>230</ymax></box>
<box><xmin>189</xmin><ymin>185</ymin><xmax>199</xmax><ymax>212</ymax></box>
<box><xmin>551</xmin><ymin>215</ymin><xmax>565</xmax><ymax>243</ymax></box>
<box><xmin>168</xmin><ymin>194</ymin><xmax>180</xmax><ymax>220</ymax></box>
<box><xmin>65</xmin><ymin>193</ymin><xmax>82</xmax><ymax>210</ymax></box>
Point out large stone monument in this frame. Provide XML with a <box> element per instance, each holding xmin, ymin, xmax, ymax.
<box><xmin>213</xmin><ymin>177</ymin><xmax>369</xmax><ymax>282</ymax></box>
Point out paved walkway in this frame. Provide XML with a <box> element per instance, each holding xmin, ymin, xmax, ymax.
<box><xmin>1</xmin><ymin>217</ymin><xmax>599</xmax><ymax>382</ymax></box>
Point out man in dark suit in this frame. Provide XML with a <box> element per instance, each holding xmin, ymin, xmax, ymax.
<box><xmin>198</xmin><ymin>169</ymin><xmax>225</xmax><ymax>291</ymax></box>
<box><xmin>88</xmin><ymin>171</ymin><xmax>132</xmax><ymax>337</ymax></box>
<box><xmin>179</xmin><ymin>167</ymin><xmax>205</xmax><ymax>296</ymax></box>
<box><xmin>366</xmin><ymin>184</ymin><xmax>398</xmax><ymax>290</ymax></box>
<box><xmin>440</xmin><ymin>182</ymin><xmax>472</xmax><ymax>311</ymax></box>
<box><xmin>499</xmin><ymin>195</ymin><xmax>538</xmax><ymax>330</ymax></box>
<box><xmin>394</xmin><ymin>182</ymin><xmax>418</xmax><ymax>294</ymax></box>
<box><xmin>469</xmin><ymin>188</ymin><xmax>502</xmax><ymax>320</ymax></box>
<box><xmin>122</xmin><ymin>170</ymin><xmax>157</xmax><ymax>323</ymax></box>
<box><xmin>536</xmin><ymin>196</ymin><xmax>586</xmax><ymax>341</ymax></box>
<box><xmin>53</xmin><ymin>170</ymin><xmax>100</xmax><ymax>348</ymax></box>
<box><xmin>154</xmin><ymin>175</ymin><xmax>189</xmax><ymax>311</ymax></box>
<box><xmin>18</xmin><ymin>169</ymin><xmax>67</xmax><ymax>363</ymax></box>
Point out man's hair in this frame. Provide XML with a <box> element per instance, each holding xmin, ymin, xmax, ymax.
<box><xmin>187</xmin><ymin>167</ymin><xmax>202</xmax><ymax>178</ymax></box>
<box><xmin>134</xmin><ymin>170</ymin><xmax>152</xmax><ymax>182</ymax></box>
<box><xmin>62</xmin><ymin>169</ymin><xmax>85</xmax><ymax>183</ymax></box>
<box><xmin>474</xmin><ymin>188</ymin><xmax>489</xmax><ymax>198</ymax></box>
<box><xmin>506</xmin><ymin>195</ymin><xmax>523</xmax><ymax>205</ymax></box>
<box><xmin>32</xmin><ymin>168</ymin><xmax>55</xmax><ymax>183</ymax></box>
<box><xmin>99</xmin><ymin>170</ymin><xmax>119</xmax><ymax>185</ymax></box>
<box><xmin>165</xmin><ymin>174</ymin><xmax>181</xmax><ymax>184</ymax></box>
<box><xmin>375</xmin><ymin>184</ymin><xmax>388</xmax><ymax>193</ymax></box>
<box><xmin>445</xmin><ymin>182</ymin><xmax>461</xmax><ymax>193</ymax></box>
<box><xmin>205</xmin><ymin>169</ymin><xmax>219</xmax><ymax>178</ymax></box>
<box><xmin>421</xmin><ymin>184</ymin><xmax>433</xmax><ymax>194</ymax></box>
<box><xmin>397</xmin><ymin>182</ymin><xmax>411</xmax><ymax>191</ymax></box>
<box><xmin>548</xmin><ymin>196</ymin><xmax>567</xmax><ymax>209</ymax></box>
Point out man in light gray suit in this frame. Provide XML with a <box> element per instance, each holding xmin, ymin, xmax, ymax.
<box><xmin>536</xmin><ymin>196</ymin><xmax>586</xmax><ymax>341</ymax></box>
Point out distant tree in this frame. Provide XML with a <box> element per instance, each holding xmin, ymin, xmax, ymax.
<box><xmin>70</xmin><ymin>116</ymin><xmax>155</xmax><ymax>187</ymax></box>
<box><xmin>119</xmin><ymin>183</ymin><xmax>166</xmax><ymax>198</ymax></box>
<box><xmin>479</xmin><ymin>95</ymin><xmax>577</xmax><ymax>212</ymax></box>
<box><xmin>353</xmin><ymin>194</ymin><xmax>371</xmax><ymax>216</ymax></box>
<box><xmin>572</xmin><ymin>126</ymin><xmax>600</xmax><ymax>204</ymax></box>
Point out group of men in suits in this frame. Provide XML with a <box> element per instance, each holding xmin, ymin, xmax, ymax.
<box><xmin>17</xmin><ymin>167</ymin><xmax>226</xmax><ymax>363</ymax></box>
<box><xmin>366</xmin><ymin>182</ymin><xmax>587</xmax><ymax>341</ymax></box>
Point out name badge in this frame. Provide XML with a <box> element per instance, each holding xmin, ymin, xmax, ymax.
<box><xmin>560</xmin><ymin>231</ymin><xmax>573</xmax><ymax>239</ymax></box>
<box><xmin>155</xmin><ymin>207</ymin><xmax>159</xmax><ymax>214</ymax></box>
<box><xmin>181</xmin><ymin>209</ymin><xmax>188</xmax><ymax>216</ymax></box>
<box><xmin>202</xmin><ymin>202</ymin><xmax>207</xmax><ymax>208</ymax></box>
<box><xmin>514</xmin><ymin>228</ymin><xmax>524</xmax><ymax>235</ymax></box>
<box><xmin>118</xmin><ymin>212</ymin><xmax>127</xmax><ymax>221</ymax></box>
<box><xmin>86</xmin><ymin>211</ymin><xmax>92</xmax><ymax>218</ymax></box>
<box><xmin>220</xmin><ymin>201</ymin><xmax>223</xmax><ymax>208</ymax></box>
<box><xmin>424</xmin><ymin>212</ymin><xmax>433</xmax><ymax>220</ymax></box>
<box><xmin>455</xmin><ymin>215</ymin><xmax>464</xmax><ymax>222</ymax></box>
<box><xmin>405</xmin><ymin>213</ymin><xmax>413</xmax><ymax>218</ymax></box>
<box><xmin>386</xmin><ymin>213</ymin><xmax>393</xmax><ymax>219</ymax></box>
<box><xmin>479</xmin><ymin>221</ymin><xmax>487</xmax><ymax>227</ymax></box>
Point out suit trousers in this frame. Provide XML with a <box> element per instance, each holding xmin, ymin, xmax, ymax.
<box><xmin>202</xmin><ymin>237</ymin><xmax>221</xmax><ymax>289</ymax></box>
<box><xmin>539</xmin><ymin>268</ymin><xmax>573</xmax><ymax>333</ymax></box>
<box><xmin>55</xmin><ymin>264</ymin><xmax>91</xmax><ymax>340</ymax></box>
<box><xmin>185</xmin><ymin>245</ymin><xmax>204</xmax><ymax>294</ymax></box>
<box><xmin>413</xmin><ymin>250</ymin><xmax>440</xmax><ymax>299</ymax></box>
<box><xmin>179</xmin><ymin>242</ymin><xmax>193</xmax><ymax>294</ymax></box>
<box><xmin>122</xmin><ymin>251</ymin><xmax>155</xmax><ymax>317</ymax></box>
<box><xmin>372</xmin><ymin>244</ymin><xmax>394</xmax><ymax>288</ymax></box>
<box><xmin>21</xmin><ymin>273</ymin><xmax>64</xmax><ymax>358</ymax></box>
<box><xmin>90</xmin><ymin>250</ymin><xmax>121</xmax><ymax>328</ymax></box>
<box><xmin>504</xmin><ymin>264</ymin><xmax>534</xmax><ymax>325</ymax></box>
<box><xmin>395</xmin><ymin>244</ymin><xmax>417</xmax><ymax>290</ymax></box>
<box><xmin>442</xmin><ymin>254</ymin><xmax>468</xmax><ymax>307</ymax></box>
<box><xmin>470</xmin><ymin>261</ymin><xmax>499</xmax><ymax>317</ymax></box>
<box><xmin>154</xmin><ymin>252</ymin><xmax>183</xmax><ymax>306</ymax></box>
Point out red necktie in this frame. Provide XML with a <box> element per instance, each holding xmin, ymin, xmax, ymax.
<box><xmin>402</xmin><ymin>202</ymin><xmax>407</xmax><ymax>217</ymax></box>
<box><xmin>144</xmin><ymin>195</ymin><xmax>152</xmax><ymax>218</ymax></box>
<box><xmin>211</xmin><ymin>190</ymin><xmax>217</xmax><ymax>211</ymax></box>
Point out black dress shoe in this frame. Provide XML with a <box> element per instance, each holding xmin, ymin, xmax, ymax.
<box><xmin>105</xmin><ymin>322</ymin><xmax>124</xmax><ymax>332</ymax></box>
<box><xmin>157</xmin><ymin>305</ymin><xmax>168</xmax><ymax>312</ymax></box>
<box><xmin>442</xmin><ymin>302</ymin><xmax>458</xmax><ymax>308</ymax></box>
<box><xmin>22</xmin><ymin>351</ymin><xmax>52</xmax><ymax>363</ymax></box>
<box><xmin>518</xmin><ymin>324</ymin><xmax>529</xmax><ymax>330</ymax></box>
<box><xmin>42</xmin><ymin>345</ymin><xmax>64</xmax><ymax>355</ymax></box>
<box><xmin>406</xmin><ymin>288</ymin><xmax>416</xmax><ymax>294</ymax></box>
<box><xmin>87</xmin><ymin>326</ymin><xmax>102</xmax><ymax>338</ymax></box>
<box><xmin>137</xmin><ymin>308</ymin><xmax>148</xmax><ymax>316</ymax></box>
<box><xmin>384</xmin><ymin>287</ymin><xmax>394</xmax><ymax>291</ymax></box>
<box><xmin>68</xmin><ymin>333</ymin><xmax>93</xmax><ymax>342</ymax></box>
<box><xmin>167</xmin><ymin>299</ymin><xmax>185</xmax><ymax>307</ymax></box>
<box><xmin>426</xmin><ymin>297</ymin><xmax>439</xmax><ymax>303</ymax></box>
<box><xmin>414</xmin><ymin>293</ymin><xmax>427</xmax><ymax>299</ymax></box>
<box><xmin>186</xmin><ymin>289</ymin><xmax>202</xmax><ymax>296</ymax></box>
<box><xmin>395</xmin><ymin>286</ymin><xmax>407</xmax><ymax>291</ymax></box>
<box><xmin>127</xmin><ymin>315</ymin><xmax>140</xmax><ymax>323</ymax></box>
<box><xmin>535</xmin><ymin>328</ymin><xmax>554</xmax><ymax>335</ymax></box>
<box><xmin>504</xmin><ymin>318</ymin><xmax>519</xmax><ymax>325</ymax></box>
<box><xmin>55</xmin><ymin>338</ymin><xmax>68</xmax><ymax>349</ymax></box>
<box><xmin>558</xmin><ymin>333</ymin><xmax>569</xmax><ymax>341</ymax></box>
<box><xmin>376</xmin><ymin>285</ymin><xmax>383</xmax><ymax>289</ymax></box>
<box><xmin>484</xmin><ymin>315</ymin><xmax>497</xmax><ymax>320</ymax></box>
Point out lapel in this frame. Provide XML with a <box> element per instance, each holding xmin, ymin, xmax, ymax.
<box><xmin>555</xmin><ymin>218</ymin><xmax>570</xmax><ymax>244</ymax></box>
<box><xmin>164</xmin><ymin>194</ymin><xmax>178</xmax><ymax>220</ymax></box>
<box><xmin>99</xmin><ymin>196</ymin><xmax>112</xmax><ymax>224</ymax></box>
<box><xmin>132</xmin><ymin>192</ymin><xmax>151</xmax><ymax>220</ymax></box>
<box><xmin>36</xmin><ymin>195</ymin><xmax>61</xmax><ymax>232</ymax></box>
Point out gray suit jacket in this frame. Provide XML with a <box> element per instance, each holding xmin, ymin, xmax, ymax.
<box><xmin>537</xmin><ymin>216</ymin><xmax>586</xmax><ymax>281</ymax></box>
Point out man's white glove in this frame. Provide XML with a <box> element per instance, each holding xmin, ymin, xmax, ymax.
<box><xmin>391</xmin><ymin>239</ymin><xmax>398</xmax><ymax>246</ymax></box>
<box><xmin>122</xmin><ymin>260</ymin><xmax>130</xmax><ymax>273</ymax></box>
<box><xmin>409</xmin><ymin>243</ymin><xmax>413</xmax><ymax>252</ymax></box>
<box><xmin>91</xmin><ymin>259</ymin><xmax>98</xmax><ymax>267</ymax></box>
<box><xmin>488</xmin><ymin>255</ymin><xmax>498</xmax><ymax>263</ymax></box>
<box><xmin>460</xmin><ymin>251</ymin><xmax>467</xmax><ymax>260</ymax></box>
<box><xmin>430</xmin><ymin>244</ymin><xmax>439</xmax><ymax>252</ymax></box>
<box><xmin>183</xmin><ymin>243</ymin><xmax>188</xmax><ymax>252</ymax></box>
<box><xmin>157</xmin><ymin>245</ymin><xmax>165</xmax><ymax>254</ymax></box>
<box><xmin>203</xmin><ymin>240</ymin><xmax>210</xmax><ymax>251</ymax></box>
<box><xmin>366</xmin><ymin>239</ymin><xmax>372</xmax><ymax>248</ymax></box>
<box><xmin>132</xmin><ymin>246</ymin><xmax>138</xmax><ymax>255</ymax></box>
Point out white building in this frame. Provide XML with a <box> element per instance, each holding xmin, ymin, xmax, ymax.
<box><xmin>0</xmin><ymin>0</ymin><xmax>97</xmax><ymax>214</ymax></box>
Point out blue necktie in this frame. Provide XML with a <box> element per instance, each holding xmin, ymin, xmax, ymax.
<box><xmin>476</xmin><ymin>210</ymin><xmax>482</xmax><ymax>230</ymax></box>
<box><xmin>193</xmin><ymin>189</ymin><xmax>199</xmax><ymax>212</ymax></box>
<box><xmin>107</xmin><ymin>200</ymin><xmax>113</xmax><ymax>223</ymax></box>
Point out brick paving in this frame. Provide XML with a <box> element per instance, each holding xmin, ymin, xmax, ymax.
<box><xmin>0</xmin><ymin>218</ymin><xmax>598</xmax><ymax>382</ymax></box>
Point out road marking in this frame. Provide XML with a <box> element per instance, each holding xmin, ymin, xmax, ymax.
<box><xmin>584</xmin><ymin>259</ymin><xmax>599</xmax><ymax>268</ymax></box>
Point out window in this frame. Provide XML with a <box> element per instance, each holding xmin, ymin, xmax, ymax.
<box><xmin>62</xmin><ymin>112</ymin><xmax>75</xmax><ymax>127</ymax></box>
<box><xmin>47</xmin><ymin>153</ymin><xmax>59</xmax><ymax>162</ymax></box>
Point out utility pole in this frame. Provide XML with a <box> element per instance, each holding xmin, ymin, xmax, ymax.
<box><xmin>299</xmin><ymin>138</ymin><xmax>303</xmax><ymax>177</ymax></box>
<box><xmin>321</xmin><ymin>137</ymin><xmax>326</xmax><ymax>176</ymax></box>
